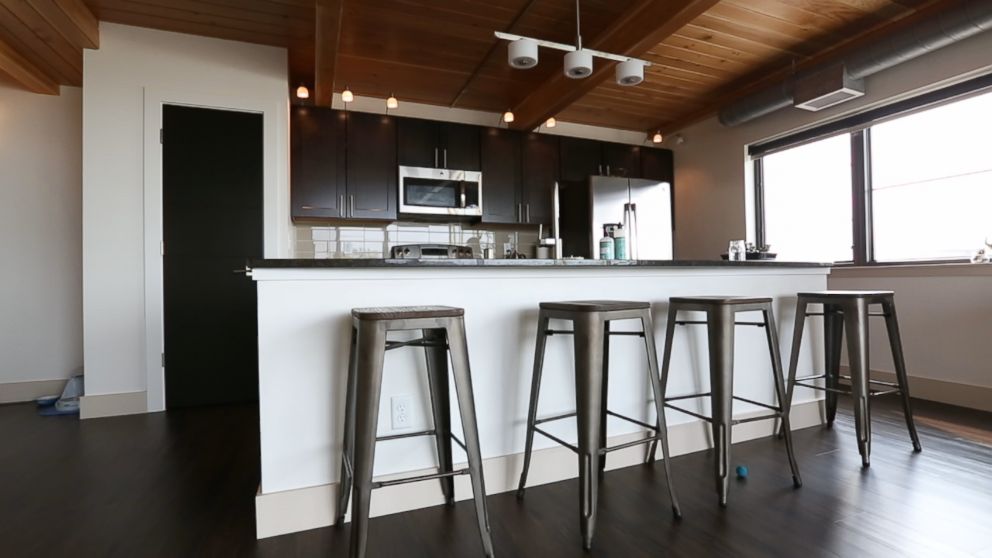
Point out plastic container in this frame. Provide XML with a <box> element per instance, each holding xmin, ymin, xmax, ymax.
<box><xmin>599</xmin><ymin>235</ymin><xmax>615</xmax><ymax>260</ymax></box>
<box><xmin>613</xmin><ymin>225</ymin><xmax>626</xmax><ymax>259</ymax></box>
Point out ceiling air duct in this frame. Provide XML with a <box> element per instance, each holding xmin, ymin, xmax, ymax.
<box><xmin>718</xmin><ymin>1</ymin><xmax>992</xmax><ymax>127</ymax></box>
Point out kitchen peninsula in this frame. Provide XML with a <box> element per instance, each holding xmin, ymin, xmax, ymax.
<box><xmin>251</xmin><ymin>259</ymin><xmax>830</xmax><ymax>538</ymax></box>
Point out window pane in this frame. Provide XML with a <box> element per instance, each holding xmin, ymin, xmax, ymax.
<box><xmin>871</xmin><ymin>91</ymin><xmax>992</xmax><ymax>261</ymax></box>
<box><xmin>762</xmin><ymin>134</ymin><xmax>853</xmax><ymax>262</ymax></box>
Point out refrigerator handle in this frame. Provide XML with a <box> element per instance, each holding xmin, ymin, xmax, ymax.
<box><xmin>625</xmin><ymin>202</ymin><xmax>639</xmax><ymax>260</ymax></box>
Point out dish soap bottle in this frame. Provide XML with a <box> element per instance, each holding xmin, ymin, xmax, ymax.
<box><xmin>613</xmin><ymin>225</ymin><xmax>626</xmax><ymax>260</ymax></box>
<box><xmin>599</xmin><ymin>226</ymin><xmax>615</xmax><ymax>260</ymax></box>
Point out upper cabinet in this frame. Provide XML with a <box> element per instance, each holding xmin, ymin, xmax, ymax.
<box><xmin>480</xmin><ymin>127</ymin><xmax>521</xmax><ymax>224</ymax></box>
<box><xmin>398</xmin><ymin>118</ymin><xmax>480</xmax><ymax>170</ymax></box>
<box><xmin>640</xmin><ymin>147</ymin><xmax>674</xmax><ymax>183</ymax></box>
<box><xmin>602</xmin><ymin>143</ymin><xmax>641</xmax><ymax>178</ymax></box>
<box><xmin>559</xmin><ymin>137</ymin><xmax>603</xmax><ymax>181</ymax></box>
<box><xmin>521</xmin><ymin>133</ymin><xmax>559</xmax><ymax>225</ymax></box>
<box><xmin>346</xmin><ymin>111</ymin><xmax>397</xmax><ymax>221</ymax></box>
<box><xmin>290</xmin><ymin>106</ymin><xmax>346</xmax><ymax>219</ymax></box>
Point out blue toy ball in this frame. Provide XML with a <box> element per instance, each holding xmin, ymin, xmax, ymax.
<box><xmin>736</xmin><ymin>465</ymin><xmax>749</xmax><ymax>479</ymax></box>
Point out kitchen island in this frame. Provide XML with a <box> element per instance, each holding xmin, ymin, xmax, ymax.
<box><xmin>251</xmin><ymin>260</ymin><xmax>830</xmax><ymax>538</ymax></box>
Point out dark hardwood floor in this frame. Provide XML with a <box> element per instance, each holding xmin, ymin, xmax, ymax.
<box><xmin>1</xmin><ymin>397</ymin><xmax>989</xmax><ymax>557</ymax></box>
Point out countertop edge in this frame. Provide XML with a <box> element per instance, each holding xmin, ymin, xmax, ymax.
<box><xmin>249</xmin><ymin>258</ymin><xmax>832</xmax><ymax>269</ymax></box>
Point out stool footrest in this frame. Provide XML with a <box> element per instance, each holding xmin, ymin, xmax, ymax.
<box><xmin>533</xmin><ymin>426</ymin><xmax>578</xmax><ymax>453</ymax></box>
<box><xmin>675</xmin><ymin>321</ymin><xmax>765</xmax><ymax>327</ymax></box>
<box><xmin>376</xmin><ymin>429</ymin><xmax>436</xmax><ymax>442</ymax></box>
<box><xmin>664</xmin><ymin>403</ymin><xmax>711</xmax><ymax>423</ymax></box>
<box><xmin>535</xmin><ymin>411</ymin><xmax>576</xmax><ymax>425</ymax></box>
<box><xmin>600</xmin><ymin>435</ymin><xmax>658</xmax><ymax>455</ymax></box>
<box><xmin>733</xmin><ymin>413</ymin><xmax>781</xmax><ymax>425</ymax></box>
<box><xmin>544</xmin><ymin>330</ymin><xmax>646</xmax><ymax>337</ymax></box>
<box><xmin>732</xmin><ymin>395</ymin><xmax>781</xmax><ymax>412</ymax></box>
<box><xmin>532</xmin><ymin>409</ymin><xmax>661</xmax><ymax>455</ymax></box>
<box><xmin>665</xmin><ymin>400</ymin><xmax>782</xmax><ymax>425</ymax></box>
<box><xmin>606</xmin><ymin>410</ymin><xmax>657</xmax><ymax>431</ymax></box>
<box><xmin>666</xmin><ymin>392</ymin><xmax>711</xmax><ymax>402</ymax></box>
<box><xmin>793</xmin><ymin>380</ymin><xmax>903</xmax><ymax>397</ymax></box>
<box><xmin>384</xmin><ymin>338</ymin><xmax>447</xmax><ymax>351</ymax></box>
<box><xmin>372</xmin><ymin>468</ymin><xmax>470</xmax><ymax>490</ymax></box>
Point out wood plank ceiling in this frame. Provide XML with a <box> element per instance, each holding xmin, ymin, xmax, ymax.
<box><xmin>0</xmin><ymin>0</ymin><xmax>941</xmax><ymax>132</ymax></box>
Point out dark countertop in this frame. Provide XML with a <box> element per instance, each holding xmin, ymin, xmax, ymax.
<box><xmin>250</xmin><ymin>258</ymin><xmax>831</xmax><ymax>269</ymax></box>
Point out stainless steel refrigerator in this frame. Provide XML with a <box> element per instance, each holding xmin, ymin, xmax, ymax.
<box><xmin>557</xmin><ymin>176</ymin><xmax>674</xmax><ymax>260</ymax></box>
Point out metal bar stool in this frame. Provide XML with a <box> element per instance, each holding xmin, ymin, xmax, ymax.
<box><xmin>651</xmin><ymin>296</ymin><xmax>802</xmax><ymax>507</ymax></box>
<box><xmin>337</xmin><ymin>306</ymin><xmax>494</xmax><ymax>558</ymax></box>
<box><xmin>516</xmin><ymin>300</ymin><xmax>681</xmax><ymax>551</ymax></box>
<box><xmin>782</xmin><ymin>291</ymin><xmax>922</xmax><ymax>468</ymax></box>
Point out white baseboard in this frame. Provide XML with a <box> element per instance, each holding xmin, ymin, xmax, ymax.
<box><xmin>0</xmin><ymin>379</ymin><xmax>68</xmax><ymax>404</ymax></box>
<box><xmin>255</xmin><ymin>399</ymin><xmax>823</xmax><ymax>539</ymax></box>
<box><xmin>843</xmin><ymin>368</ymin><xmax>992</xmax><ymax>413</ymax></box>
<box><xmin>80</xmin><ymin>391</ymin><xmax>148</xmax><ymax>419</ymax></box>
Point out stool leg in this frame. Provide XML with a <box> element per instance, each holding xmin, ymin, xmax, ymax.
<box><xmin>707</xmin><ymin>306</ymin><xmax>735</xmax><ymax>507</ymax></box>
<box><xmin>763</xmin><ymin>306</ymin><xmax>802</xmax><ymax>488</ymax></box>
<box><xmin>824</xmin><ymin>304</ymin><xmax>844</xmax><ymax>427</ymax></box>
<box><xmin>573</xmin><ymin>313</ymin><xmax>606</xmax><ymax>550</ymax></box>
<box><xmin>424</xmin><ymin>328</ymin><xmax>455</xmax><ymax>505</ymax></box>
<box><xmin>336</xmin><ymin>326</ymin><xmax>359</xmax><ymax>524</ymax></box>
<box><xmin>599</xmin><ymin>320</ymin><xmax>610</xmax><ymax>476</ymax></box>
<box><xmin>350</xmin><ymin>321</ymin><xmax>387</xmax><ymax>558</ymax></box>
<box><xmin>517</xmin><ymin>311</ymin><xmax>550</xmax><ymax>498</ymax></box>
<box><xmin>778</xmin><ymin>298</ymin><xmax>807</xmax><ymax>438</ymax></box>
<box><xmin>446</xmin><ymin>320</ymin><xmax>495</xmax><ymax>558</ymax></box>
<box><xmin>842</xmin><ymin>299</ymin><xmax>872</xmax><ymax>468</ymax></box>
<box><xmin>882</xmin><ymin>298</ymin><xmax>922</xmax><ymax>452</ymax></box>
<box><xmin>648</xmin><ymin>305</ymin><xmax>678</xmax><ymax>461</ymax></box>
<box><xmin>640</xmin><ymin>310</ymin><xmax>682</xmax><ymax>519</ymax></box>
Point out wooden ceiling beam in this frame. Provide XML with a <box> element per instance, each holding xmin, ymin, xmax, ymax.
<box><xmin>0</xmin><ymin>34</ymin><xmax>59</xmax><ymax>94</ymax></box>
<box><xmin>314</xmin><ymin>0</ymin><xmax>343</xmax><ymax>106</ymax></box>
<box><xmin>27</xmin><ymin>0</ymin><xmax>100</xmax><ymax>49</ymax></box>
<box><xmin>507</xmin><ymin>0</ymin><xmax>720</xmax><ymax>131</ymax></box>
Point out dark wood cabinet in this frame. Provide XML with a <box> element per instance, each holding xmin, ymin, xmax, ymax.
<box><xmin>521</xmin><ymin>132</ymin><xmax>559</xmax><ymax>225</ymax></box>
<box><xmin>398</xmin><ymin>118</ymin><xmax>480</xmax><ymax>170</ymax></box>
<box><xmin>481</xmin><ymin>127</ymin><xmax>521</xmax><ymax>224</ymax></box>
<box><xmin>602</xmin><ymin>142</ymin><xmax>641</xmax><ymax>178</ymax></box>
<box><xmin>291</xmin><ymin>106</ymin><xmax>345</xmax><ymax>220</ymax></box>
<box><xmin>346</xmin><ymin>111</ymin><xmax>396</xmax><ymax>220</ymax></box>
<box><xmin>559</xmin><ymin>137</ymin><xmax>603</xmax><ymax>181</ymax></box>
<box><xmin>640</xmin><ymin>147</ymin><xmax>674</xmax><ymax>183</ymax></box>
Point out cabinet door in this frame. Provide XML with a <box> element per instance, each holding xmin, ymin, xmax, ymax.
<box><xmin>602</xmin><ymin>142</ymin><xmax>641</xmax><ymax>178</ymax></box>
<box><xmin>521</xmin><ymin>133</ymin><xmax>559</xmax><ymax>225</ymax></box>
<box><xmin>440</xmin><ymin>122</ymin><xmax>481</xmax><ymax>171</ymax></box>
<box><xmin>290</xmin><ymin>106</ymin><xmax>345</xmax><ymax>220</ymax></box>
<box><xmin>481</xmin><ymin>127</ymin><xmax>521</xmax><ymax>224</ymax></box>
<box><xmin>346</xmin><ymin>111</ymin><xmax>397</xmax><ymax>220</ymax></box>
<box><xmin>640</xmin><ymin>147</ymin><xmax>673</xmax><ymax>182</ymax></box>
<box><xmin>397</xmin><ymin>117</ymin><xmax>439</xmax><ymax>168</ymax></box>
<box><xmin>559</xmin><ymin>137</ymin><xmax>603</xmax><ymax>181</ymax></box>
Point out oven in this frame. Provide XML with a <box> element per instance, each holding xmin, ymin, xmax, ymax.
<box><xmin>398</xmin><ymin>166</ymin><xmax>482</xmax><ymax>218</ymax></box>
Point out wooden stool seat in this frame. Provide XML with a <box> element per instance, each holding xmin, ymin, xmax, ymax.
<box><xmin>350</xmin><ymin>305</ymin><xmax>465</xmax><ymax>320</ymax></box>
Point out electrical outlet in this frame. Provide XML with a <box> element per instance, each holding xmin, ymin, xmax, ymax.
<box><xmin>391</xmin><ymin>395</ymin><xmax>413</xmax><ymax>429</ymax></box>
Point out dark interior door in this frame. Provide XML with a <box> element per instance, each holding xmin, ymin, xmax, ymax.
<box><xmin>163</xmin><ymin>105</ymin><xmax>263</xmax><ymax>408</ymax></box>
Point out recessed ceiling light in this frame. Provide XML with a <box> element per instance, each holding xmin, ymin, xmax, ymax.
<box><xmin>296</xmin><ymin>85</ymin><xmax>309</xmax><ymax>99</ymax></box>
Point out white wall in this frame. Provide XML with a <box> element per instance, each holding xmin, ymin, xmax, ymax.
<box><xmin>666</xmin><ymin>29</ymin><xmax>992</xmax><ymax>399</ymax></box>
<box><xmin>82</xmin><ymin>23</ymin><xmax>291</xmax><ymax>413</ymax></box>
<box><xmin>669</xmin><ymin>30</ymin><xmax>992</xmax><ymax>260</ymax></box>
<box><xmin>0</xmin><ymin>79</ymin><xmax>82</xmax><ymax>401</ymax></box>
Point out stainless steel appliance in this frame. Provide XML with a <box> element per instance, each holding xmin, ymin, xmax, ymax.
<box><xmin>390</xmin><ymin>244</ymin><xmax>474</xmax><ymax>259</ymax></box>
<box><xmin>558</xmin><ymin>176</ymin><xmax>673</xmax><ymax>260</ymax></box>
<box><xmin>398</xmin><ymin>166</ymin><xmax>482</xmax><ymax>218</ymax></box>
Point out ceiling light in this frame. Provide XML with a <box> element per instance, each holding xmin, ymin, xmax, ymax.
<box><xmin>652</xmin><ymin>132</ymin><xmax>663</xmax><ymax>144</ymax></box>
<box><xmin>296</xmin><ymin>85</ymin><xmax>309</xmax><ymax>99</ymax></box>
<box><xmin>508</xmin><ymin>38</ymin><xmax>538</xmax><ymax>69</ymax></box>
<box><xmin>503</xmin><ymin>110</ymin><xmax>515</xmax><ymax>123</ymax></box>
<box><xmin>341</xmin><ymin>87</ymin><xmax>354</xmax><ymax>103</ymax></box>
<box><xmin>546</xmin><ymin>117</ymin><xmax>557</xmax><ymax>128</ymax></box>
<box><xmin>616</xmin><ymin>60</ymin><xmax>644</xmax><ymax>86</ymax></box>
<box><xmin>386</xmin><ymin>94</ymin><xmax>398</xmax><ymax>110</ymax></box>
<box><xmin>564</xmin><ymin>49</ymin><xmax>593</xmax><ymax>79</ymax></box>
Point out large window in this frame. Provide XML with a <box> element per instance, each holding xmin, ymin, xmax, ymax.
<box><xmin>752</xmin><ymin>74</ymin><xmax>992</xmax><ymax>264</ymax></box>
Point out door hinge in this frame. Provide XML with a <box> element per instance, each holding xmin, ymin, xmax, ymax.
<box><xmin>159</xmin><ymin>128</ymin><xmax>163</xmax><ymax>144</ymax></box>
<box><xmin>160</xmin><ymin>241</ymin><xmax>165</xmax><ymax>256</ymax></box>
<box><xmin>160</xmin><ymin>352</ymin><xmax>165</xmax><ymax>367</ymax></box>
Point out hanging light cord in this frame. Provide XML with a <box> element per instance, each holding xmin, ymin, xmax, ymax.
<box><xmin>574</xmin><ymin>0</ymin><xmax>582</xmax><ymax>50</ymax></box>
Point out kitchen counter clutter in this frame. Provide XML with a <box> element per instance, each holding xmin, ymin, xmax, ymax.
<box><xmin>251</xmin><ymin>262</ymin><xmax>831</xmax><ymax>539</ymax></box>
<box><xmin>250</xmin><ymin>258</ymin><xmax>830</xmax><ymax>269</ymax></box>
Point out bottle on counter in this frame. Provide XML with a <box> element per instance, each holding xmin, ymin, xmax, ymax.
<box><xmin>599</xmin><ymin>227</ymin><xmax>615</xmax><ymax>260</ymax></box>
<box><xmin>613</xmin><ymin>225</ymin><xmax>626</xmax><ymax>260</ymax></box>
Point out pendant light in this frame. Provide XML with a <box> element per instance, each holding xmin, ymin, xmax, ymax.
<box><xmin>295</xmin><ymin>85</ymin><xmax>310</xmax><ymax>99</ymax></box>
<box><xmin>652</xmin><ymin>131</ymin><xmax>663</xmax><ymax>144</ymax></box>
<box><xmin>545</xmin><ymin>117</ymin><xmax>557</xmax><ymax>128</ymax></box>
<box><xmin>386</xmin><ymin>94</ymin><xmax>399</xmax><ymax>110</ymax></box>
<box><xmin>341</xmin><ymin>87</ymin><xmax>354</xmax><ymax>103</ymax></box>
<box><xmin>503</xmin><ymin>110</ymin><xmax>515</xmax><ymax>124</ymax></box>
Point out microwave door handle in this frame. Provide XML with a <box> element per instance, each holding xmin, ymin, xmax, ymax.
<box><xmin>434</xmin><ymin>148</ymin><xmax>439</xmax><ymax>168</ymax></box>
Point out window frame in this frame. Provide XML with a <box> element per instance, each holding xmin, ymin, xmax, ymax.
<box><xmin>751</xmin><ymin>72</ymin><xmax>992</xmax><ymax>266</ymax></box>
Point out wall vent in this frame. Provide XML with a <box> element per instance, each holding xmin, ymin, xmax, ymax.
<box><xmin>794</xmin><ymin>64</ymin><xmax>865</xmax><ymax>112</ymax></box>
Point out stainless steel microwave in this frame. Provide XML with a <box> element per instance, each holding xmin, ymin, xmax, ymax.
<box><xmin>398</xmin><ymin>166</ymin><xmax>482</xmax><ymax>218</ymax></box>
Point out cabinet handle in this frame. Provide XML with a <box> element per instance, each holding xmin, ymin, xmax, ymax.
<box><xmin>434</xmin><ymin>147</ymin><xmax>439</xmax><ymax>168</ymax></box>
<box><xmin>339</xmin><ymin>195</ymin><xmax>344</xmax><ymax>217</ymax></box>
<box><xmin>598</xmin><ymin>164</ymin><xmax>603</xmax><ymax>175</ymax></box>
<box><xmin>525</xmin><ymin>204</ymin><xmax>531</xmax><ymax>223</ymax></box>
<box><xmin>349</xmin><ymin>195</ymin><xmax>355</xmax><ymax>217</ymax></box>
<box><xmin>606</xmin><ymin>165</ymin><xmax>611</xmax><ymax>176</ymax></box>
<box><xmin>517</xmin><ymin>203</ymin><xmax>522</xmax><ymax>222</ymax></box>
<box><xmin>443</xmin><ymin>148</ymin><xmax>448</xmax><ymax>169</ymax></box>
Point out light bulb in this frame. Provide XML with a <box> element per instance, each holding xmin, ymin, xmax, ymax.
<box><xmin>386</xmin><ymin>95</ymin><xmax>398</xmax><ymax>110</ymax></box>
<box><xmin>341</xmin><ymin>88</ymin><xmax>354</xmax><ymax>103</ymax></box>
<box><xmin>545</xmin><ymin>117</ymin><xmax>557</xmax><ymax>128</ymax></box>
<box><xmin>503</xmin><ymin>110</ymin><xmax>515</xmax><ymax>123</ymax></box>
<box><xmin>652</xmin><ymin>132</ymin><xmax>663</xmax><ymax>144</ymax></box>
<box><xmin>296</xmin><ymin>85</ymin><xmax>309</xmax><ymax>99</ymax></box>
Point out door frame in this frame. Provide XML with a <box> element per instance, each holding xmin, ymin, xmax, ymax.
<box><xmin>143</xmin><ymin>87</ymin><xmax>288</xmax><ymax>412</ymax></box>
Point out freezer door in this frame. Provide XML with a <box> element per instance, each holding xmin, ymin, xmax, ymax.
<box><xmin>590</xmin><ymin>176</ymin><xmax>631</xmax><ymax>259</ymax></box>
<box><xmin>628</xmin><ymin>178</ymin><xmax>673</xmax><ymax>259</ymax></box>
